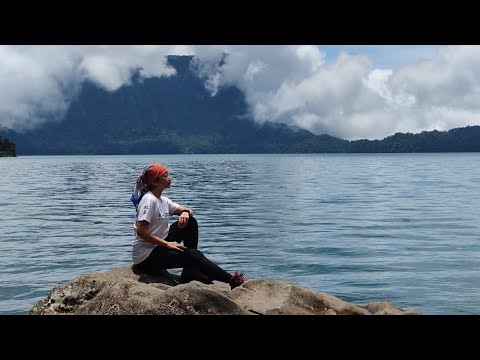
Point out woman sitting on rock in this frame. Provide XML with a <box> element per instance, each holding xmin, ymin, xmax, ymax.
<box><xmin>131</xmin><ymin>163</ymin><xmax>247</xmax><ymax>290</ymax></box>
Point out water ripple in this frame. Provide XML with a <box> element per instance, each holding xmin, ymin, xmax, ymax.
<box><xmin>2</xmin><ymin>153</ymin><xmax>480</xmax><ymax>314</ymax></box>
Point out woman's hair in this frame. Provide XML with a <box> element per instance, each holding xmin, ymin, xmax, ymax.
<box><xmin>130</xmin><ymin>163</ymin><xmax>168</xmax><ymax>210</ymax></box>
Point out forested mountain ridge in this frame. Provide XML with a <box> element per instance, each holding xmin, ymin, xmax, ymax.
<box><xmin>1</xmin><ymin>55</ymin><xmax>480</xmax><ymax>155</ymax></box>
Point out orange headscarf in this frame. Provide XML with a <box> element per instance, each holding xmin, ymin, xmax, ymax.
<box><xmin>143</xmin><ymin>163</ymin><xmax>168</xmax><ymax>185</ymax></box>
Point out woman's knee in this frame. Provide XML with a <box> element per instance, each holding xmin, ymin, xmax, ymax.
<box><xmin>184</xmin><ymin>216</ymin><xmax>198</xmax><ymax>232</ymax></box>
<box><xmin>188</xmin><ymin>216</ymin><xmax>198</xmax><ymax>227</ymax></box>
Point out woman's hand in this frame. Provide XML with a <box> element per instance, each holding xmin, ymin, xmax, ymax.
<box><xmin>178</xmin><ymin>212</ymin><xmax>190</xmax><ymax>229</ymax></box>
<box><xmin>166</xmin><ymin>241</ymin><xmax>186</xmax><ymax>252</ymax></box>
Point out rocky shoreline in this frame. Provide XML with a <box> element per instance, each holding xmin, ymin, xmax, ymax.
<box><xmin>29</xmin><ymin>265</ymin><xmax>421</xmax><ymax>315</ymax></box>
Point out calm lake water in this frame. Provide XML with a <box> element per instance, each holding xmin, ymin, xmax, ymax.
<box><xmin>1</xmin><ymin>153</ymin><xmax>480</xmax><ymax>315</ymax></box>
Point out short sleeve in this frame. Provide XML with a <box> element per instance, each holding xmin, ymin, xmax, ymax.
<box><xmin>165</xmin><ymin>197</ymin><xmax>179</xmax><ymax>216</ymax></box>
<box><xmin>136</xmin><ymin>196</ymin><xmax>156</xmax><ymax>223</ymax></box>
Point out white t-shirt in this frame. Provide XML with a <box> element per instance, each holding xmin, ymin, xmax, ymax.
<box><xmin>132</xmin><ymin>192</ymin><xmax>179</xmax><ymax>264</ymax></box>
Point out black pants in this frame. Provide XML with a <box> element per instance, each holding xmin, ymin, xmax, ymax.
<box><xmin>137</xmin><ymin>216</ymin><xmax>232</xmax><ymax>283</ymax></box>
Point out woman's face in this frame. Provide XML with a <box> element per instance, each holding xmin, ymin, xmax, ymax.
<box><xmin>153</xmin><ymin>171</ymin><xmax>171</xmax><ymax>190</ymax></box>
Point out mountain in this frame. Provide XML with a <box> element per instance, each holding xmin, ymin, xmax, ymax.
<box><xmin>1</xmin><ymin>55</ymin><xmax>480</xmax><ymax>155</ymax></box>
<box><xmin>0</xmin><ymin>55</ymin><xmax>348</xmax><ymax>155</ymax></box>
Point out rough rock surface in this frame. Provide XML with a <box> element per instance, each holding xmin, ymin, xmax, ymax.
<box><xmin>29</xmin><ymin>266</ymin><xmax>421</xmax><ymax>315</ymax></box>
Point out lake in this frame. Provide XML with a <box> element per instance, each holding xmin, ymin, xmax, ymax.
<box><xmin>1</xmin><ymin>153</ymin><xmax>480</xmax><ymax>314</ymax></box>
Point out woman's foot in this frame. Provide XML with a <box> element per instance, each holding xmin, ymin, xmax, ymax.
<box><xmin>229</xmin><ymin>271</ymin><xmax>248</xmax><ymax>289</ymax></box>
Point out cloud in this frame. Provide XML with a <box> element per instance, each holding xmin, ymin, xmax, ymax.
<box><xmin>1</xmin><ymin>45</ymin><xmax>480</xmax><ymax>140</ymax></box>
<box><xmin>0</xmin><ymin>45</ymin><xmax>192</xmax><ymax>131</ymax></box>
<box><xmin>192</xmin><ymin>45</ymin><xmax>480</xmax><ymax>139</ymax></box>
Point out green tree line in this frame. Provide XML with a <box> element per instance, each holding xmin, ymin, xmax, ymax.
<box><xmin>0</xmin><ymin>136</ymin><xmax>16</xmax><ymax>157</ymax></box>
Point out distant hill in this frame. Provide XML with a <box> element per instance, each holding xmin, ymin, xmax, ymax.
<box><xmin>1</xmin><ymin>55</ymin><xmax>480</xmax><ymax>155</ymax></box>
<box><xmin>0</xmin><ymin>136</ymin><xmax>16</xmax><ymax>157</ymax></box>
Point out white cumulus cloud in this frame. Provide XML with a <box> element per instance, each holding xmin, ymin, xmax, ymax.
<box><xmin>1</xmin><ymin>45</ymin><xmax>480</xmax><ymax>140</ymax></box>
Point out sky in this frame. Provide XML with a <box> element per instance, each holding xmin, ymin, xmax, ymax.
<box><xmin>1</xmin><ymin>45</ymin><xmax>479</xmax><ymax>140</ymax></box>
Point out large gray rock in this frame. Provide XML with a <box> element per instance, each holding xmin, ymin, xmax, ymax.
<box><xmin>230</xmin><ymin>280</ymin><xmax>366</xmax><ymax>315</ymax></box>
<box><xmin>29</xmin><ymin>266</ymin><xmax>421</xmax><ymax>315</ymax></box>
